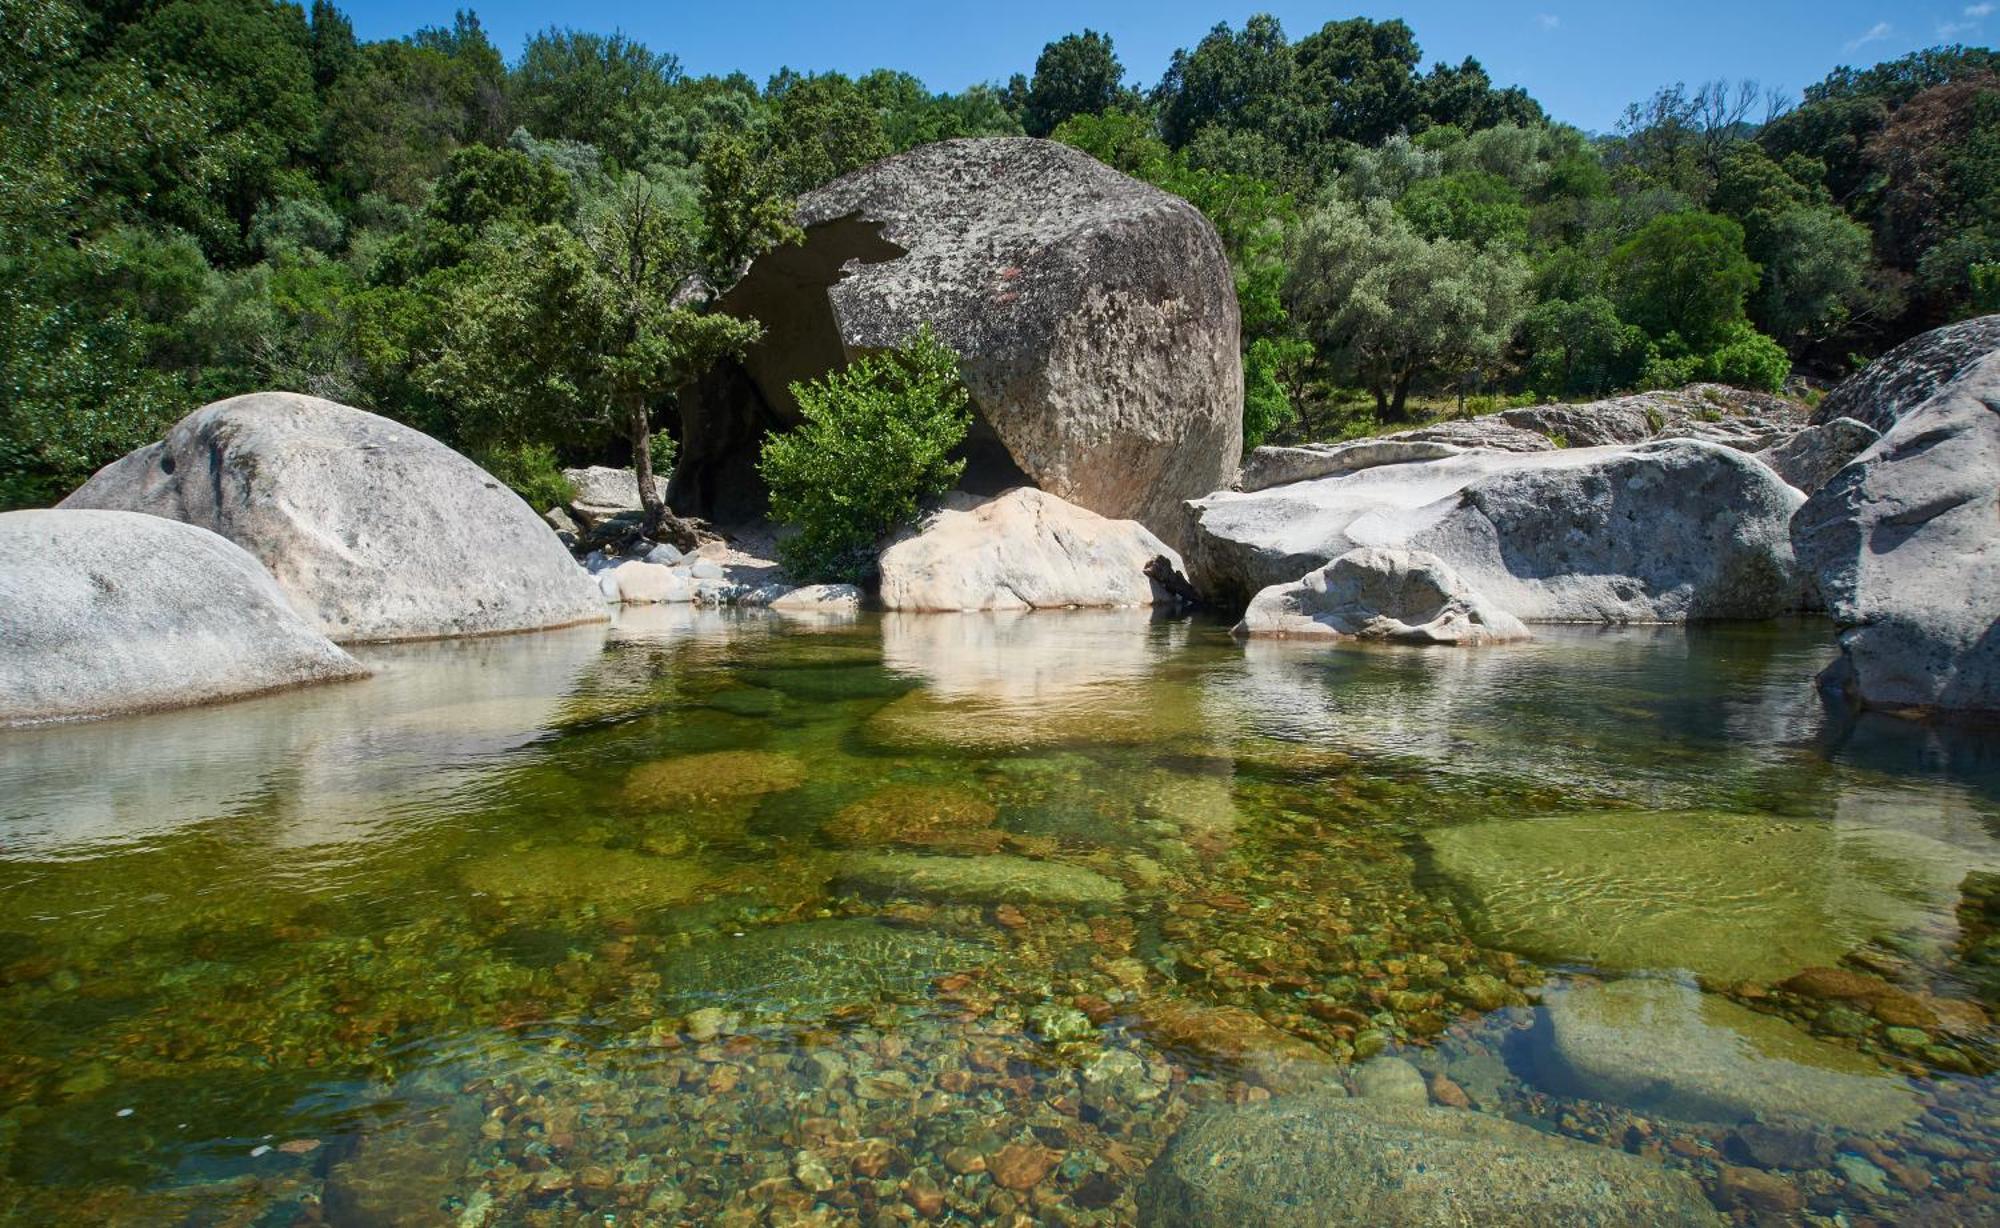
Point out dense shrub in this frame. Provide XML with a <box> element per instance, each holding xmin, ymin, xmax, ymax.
<box><xmin>470</xmin><ymin>441</ymin><xmax>575</xmax><ymax>512</ymax></box>
<box><xmin>759</xmin><ymin>327</ymin><xmax>972</xmax><ymax>583</ymax></box>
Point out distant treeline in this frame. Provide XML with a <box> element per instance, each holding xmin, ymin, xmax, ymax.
<box><xmin>3</xmin><ymin>0</ymin><xmax>1995</xmax><ymax>506</ymax></box>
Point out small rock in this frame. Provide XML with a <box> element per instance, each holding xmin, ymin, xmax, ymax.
<box><xmin>644</xmin><ymin>542</ymin><xmax>685</xmax><ymax>565</ymax></box>
<box><xmin>1836</xmin><ymin>1153</ymin><xmax>1890</xmax><ymax>1196</ymax></box>
<box><xmin>1714</xmin><ymin>1165</ymin><xmax>1804</xmax><ymax>1214</ymax></box>
<box><xmin>1427</xmin><ymin>1073</ymin><xmax>1470</xmax><ymax>1109</ymax></box>
<box><xmin>988</xmin><ymin>1142</ymin><xmax>1058</xmax><ymax>1191</ymax></box>
<box><xmin>1028</xmin><ymin>1004</ymin><xmax>1095</xmax><ymax>1044</ymax></box>
<box><xmin>684</xmin><ymin>1007</ymin><xmax>731</xmax><ymax>1042</ymax></box>
<box><xmin>793</xmin><ymin>1150</ymin><xmax>836</xmax><ymax>1194</ymax></box>
<box><xmin>1352</xmin><ymin>1057</ymin><xmax>1429</xmax><ymax>1106</ymax></box>
<box><xmin>1727</xmin><ymin>1121</ymin><xmax>1832</xmax><ymax>1171</ymax></box>
<box><xmin>689</xmin><ymin>559</ymin><xmax>725</xmax><ymax>580</ymax></box>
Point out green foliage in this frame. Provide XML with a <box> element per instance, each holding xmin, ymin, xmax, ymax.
<box><xmin>511</xmin><ymin>28</ymin><xmax>680</xmax><ymax>169</ymax></box>
<box><xmin>1242</xmin><ymin>335</ymin><xmax>1307</xmax><ymax>447</ymax></box>
<box><xmin>1609</xmin><ymin>212</ymin><xmax>1759</xmax><ymax>350</ymax></box>
<box><xmin>1021</xmin><ymin>30</ymin><xmax>1125</xmax><ymax>137</ymax></box>
<box><xmin>1522</xmin><ymin>295</ymin><xmax>1645</xmax><ymax>397</ymax></box>
<box><xmin>1395</xmin><ymin>170</ymin><xmax>1529</xmax><ymax>248</ymax></box>
<box><xmin>760</xmin><ymin>328</ymin><xmax>972</xmax><ymax>583</ymax></box>
<box><xmin>470</xmin><ymin>441</ymin><xmax>574</xmax><ymax>511</ymax></box>
<box><xmin>698</xmin><ymin>131</ymin><xmax>801</xmax><ymax>282</ymax></box>
<box><xmin>764</xmin><ymin>72</ymin><xmax>891</xmax><ymax>196</ymax></box>
<box><xmin>1695</xmin><ymin>323</ymin><xmax>1792</xmax><ymax>392</ymax></box>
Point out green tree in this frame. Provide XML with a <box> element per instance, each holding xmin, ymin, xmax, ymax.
<box><xmin>1395</xmin><ymin>169</ymin><xmax>1529</xmax><ymax>249</ymax></box>
<box><xmin>1521</xmin><ymin>295</ymin><xmax>1644</xmax><ymax>397</ymax></box>
<box><xmin>1287</xmin><ymin>198</ymin><xmax>1529</xmax><ymax>420</ymax></box>
<box><xmin>764</xmin><ymin>71</ymin><xmax>891</xmax><ymax>195</ymax></box>
<box><xmin>1608</xmin><ymin>211</ymin><xmax>1759</xmax><ymax>349</ymax></box>
<box><xmin>697</xmin><ymin>131</ymin><xmax>800</xmax><ymax>284</ymax></box>
<box><xmin>425</xmin><ymin>178</ymin><xmax>762</xmax><ymax>541</ymax></box>
<box><xmin>1022</xmin><ymin>30</ymin><xmax>1125</xmax><ymax>138</ymax></box>
<box><xmin>511</xmin><ymin>28</ymin><xmax>680</xmax><ymax>169</ymax></box>
<box><xmin>759</xmin><ymin>327</ymin><xmax>972</xmax><ymax>583</ymax></box>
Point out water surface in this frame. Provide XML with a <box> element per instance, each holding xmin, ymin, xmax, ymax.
<box><xmin>0</xmin><ymin>608</ymin><xmax>1993</xmax><ymax>1223</ymax></box>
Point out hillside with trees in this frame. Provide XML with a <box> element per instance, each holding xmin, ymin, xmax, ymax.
<box><xmin>3</xmin><ymin>0</ymin><xmax>1995</xmax><ymax>506</ymax></box>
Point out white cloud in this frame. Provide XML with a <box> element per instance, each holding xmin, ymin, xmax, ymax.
<box><xmin>1967</xmin><ymin>4</ymin><xmax>1995</xmax><ymax>17</ymax></box>
<box><xmin>1845</xmin><ymin>20</ymin><xmax>1893</xmax><ymax>51</ymax></box>
<box><xmin>1940</xmin><ymin>19</ymin><xmax>1976</xmax><ymax>35</ymax></box>
<box><xmin>1536</xmin><ymin>13</ymin><xmax>1561</xmax><ymax>30</ymax></box>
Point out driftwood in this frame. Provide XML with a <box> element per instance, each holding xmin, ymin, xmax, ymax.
<box><xmin>1145</xmin><ymin>555</ymin><xmax>1204</xmax><ymax>607</ymax></box>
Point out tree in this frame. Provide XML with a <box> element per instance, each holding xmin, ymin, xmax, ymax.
<box><xmin>1395</xmin><ymin>169</ymin><xmax>1529</xmax><ymax>249</ymax></box>
<box><xmin>425</xmin><ymin>178</ymin><xmax>762</xmax><ymax>542</ymax></box>
<box><xmin>1521</xmin><ymin>295</ymin><xmax>1644</xmax><ymax>397</ymax></box>
<box><xmin>697</xmin><ymin>132</ymin><xmax>800</xmax><ymax>285</ymax></box>
<box><xmin>1022</xmin><ymin>30</ymin><xmax>1124</xmax><ymax>137</ymax></box>
<box><xmin>1609</xmin><ymin>211</ymin><xmax>1759</xmax><ymax>349</ymax></box>
<box><xmin>759</xmin><ymin>327</ymin><xmax>972</xmax><ymax>583</ymax></box>
<box><xmin>511</xmin><ymin>28</ymin><xmax>681</xmax><ymax>169</ymax></box>
<box><xmin>1154</xmin><ymin>15</ymin><xmax>1295</xmax><ymax>148</ymax></box>
<box><xmin>1287</xmin><ymin>198</ymin><xmax>1528</xmax><ymax>420</ymax></box>
<box><xmin>764</xmin><ymin>71</ymin><xmax>890</xmax><ymax>195</ymax></box>
<box><xmin>1288</xmin><ymin>17</ymin><xmax>1424</xmax><ymax>148</ymax></box>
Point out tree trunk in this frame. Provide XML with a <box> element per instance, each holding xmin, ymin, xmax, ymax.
<box><xmin>1388</xmin><ymin>374</ymin><xmax>1413</xmax><ymax>423</ymax></box>
<box><xmin>629</xmin><ymin>398</ymin><xmax>699</xmax><ymax>551</ymax></box>
<box><xmin>1372</xmin><ymin>385</ymin><xmax>1390</xmax><ymax>421</ymax></box>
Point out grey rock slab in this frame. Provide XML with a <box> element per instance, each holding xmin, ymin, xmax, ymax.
<box><xmin>61</xmin><ymin>392</ymin><xmax>606</xmax><ymax>643</ymax></box>
<box><xmin>0</xmin><ymin>509</ymin><xmax>368</xmax><ymax>725</ymax></box>
<box><xmin>834</xmin><ymin>851</ymin><xmax>1126</xmax><ymax>906</ymax></box>
<box><xmin>1793</xmin><ymin>345</ymin><xmax>2000</xmax><ymax>715</ymax></box>
<box><xmin>1235</xmin><ymin>546</ymin><xmax>1529</xmax><ymax>644</ymax></box>
<box><xmin>1139</xmin><ymin>1094</ymin><xmax>1719</xmax><ymax>1227</ymax></box>
<box><xmin>1754</xmin><ymin>416</ymin><xmax>1879</xmax><ymax>495</ymax></box>
<box><xmin>1536</xmin><ymin>978</ymin><xmax>1922</xmax><ymax>1133</ymax></box>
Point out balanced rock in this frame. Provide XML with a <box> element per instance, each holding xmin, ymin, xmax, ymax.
<box><xmin>1814</xmin><ymin>313</ymin><xmax>2000</xmax><ymax>433</ymax></box>
<box><xmin>1235</xmin><ymin>547</ymin><xmax>1528</xmax><ymax>644</ymax></box>
<box><xmin>0</xmin><ymin>509</ymin><xmax>367</xmax><ymax>725</ymax></box>
<box><xmin>1189</xmin><ymin>439</ymin><xmax>1803</xmax><ymax>618</ymax></box>
<box><xmin>693</xmin><ymin>138</ymin><xmax>1242</xmax><ymax>543</ymax></box>
<box><xmin>60</xmin><ymin>393</ymin><xmax>606</xmax><ymax>642</ymax></box>
<box><xmin>1139</xmin><ymin>1094</ymin><xmax>1718</xmax><ymax>1227</ymax></box>
<box><xmin>1793</xmin><ymin>344</ymin><xmax>2000</xmax><ymax>714</ymax></box>
<box><xmin>1536</xmin><ymin>978</ymin><xmax>1921</xmax><ymax>1133</ymax></box>
<box><xmin>877</xmin><ymin>488</ymin><xmax>1188</xmax><ymax>611</ymax></box>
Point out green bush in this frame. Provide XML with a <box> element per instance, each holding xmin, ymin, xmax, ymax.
<box><xmin>1696</xmin><ymin>323</ymin><xmax>1792</xmax><ymax>392</ymax></box>
<box><xmin>760</xmin><ymin>326</ymin><xmax>973</xmax><ymax>583</ymax></box>
<box><xmin>470</xmin><ymin>442</ymin><xmax>575</xmax><ymax>513</ymax></box>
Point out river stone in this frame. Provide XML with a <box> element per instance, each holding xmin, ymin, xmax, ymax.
<box><xmin>834</xmin><ymin>852</ymin><xmax>1125</xmax><ymax>906</ymax></box>
<box><xmin>698</xmin><ymin>138</ymin><xmax>1241</xmax><ymax>544</ymax></box>
<box><xmin>822</xmin><ymin>783</ymin><xmax>1000</xmax><ymax>850</ymax></box>
<box><xmin>461</xmin><ymin>847</ymin><xmax>714</xmax><ymax>910</ymax></box>
<box><xmin>0</xmin><ymin>509</ymin><xmax>368</xmax><ymax>725</ymax></box>
<box><xmin>59</xmin><ymin>392</ymin><xmax>606</xmax><ymax>642</ymax></box>
<box><xmin>769</xmin><ymin>583</ymin><xmax>862</xmax><ymax>613</ymax></box>
<box><xmin>611</xmin><ymin>560</ymin><xmax>694</xmax><ymax>604</ymax></box>
<box><xmin>1425</xmin><ymin>809</ymin><xmax>1973</xmax><ymax>984</ymax></box>
<box><xmin>1139</xmin><ymin>1094</ymin><xmax>1719</xmax><ymax>1227</ymax></box>
<box><xmin>324</xmin><ymin>1083</ymin><xmax>482</xmax><ymax>1228</ymax></box>
<box><xmin>1235</xmin><ymin>547</ymin><xmax>1529</xmax><ymax>644</ymax></box>
<box><xmin>1753</xmin><ymin>416</ymin><xmax>1879</xmax><ymax>494</ymax></box>
<box><xmin>1792</xmin><ymin>346</ymin><xmax>2000</xmax><ymax>714</ymax></box>
<box><xmin>1132</xmin><ymin>999</ymin><xmax>1339</xmax><ymax>1089</ymax></box>
<box><xmin>1536</xmin><ymin>978</ymin><xmax>1922</xmax><ymax>1133</ymax></box>
<box><xmin>1814</xmin><ymin>313</ymin><xmax>2000</xmax><ymax>433</ymax></box>
<box><xmin>1237</xmin><ymin>439</ymin><xmax>1472</xmax><ymax>494</ymax></box>
<box><xmin>878</xmin><ymin>488</ymin><xmax>1186</xmax><ymax>611</ymax></box>
<box><xmin>1352</xmin><ymin>1055</ymin><xmax>1430</xmax><ymax>1105</ymax></box>
<box><xmin>562</xmin><ymin>465</ymin><xmax>664</xmax><ymax>519</ymax></box>
<box><xmin>654</xmin><ymin>918</ymin><xmax>991</xmax><ymax>1015</ymax></box>
<box><xmin>621</xmin><ymin>749</ymin><xmax>807</xmax><ymax>810</ymax></box>
<box><xmin>1502</xmin><ymin>399</ymin><xmax>1658</xmax><ymax>446</ymax></box>
<box><xmin>1188</xmin><ymin>438</ymin><xmax>1804</xmax><ymax>617</ymax></box>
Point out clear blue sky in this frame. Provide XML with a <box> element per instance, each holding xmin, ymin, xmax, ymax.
<box><xmin>340</xmin><ymin>1</ymin><xmax>1996</xmax><ymax>132</ymax></box>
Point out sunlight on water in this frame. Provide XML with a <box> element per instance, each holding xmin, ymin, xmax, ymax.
<box><xmin>0</xmin><ymin>608</ymin><xmax>1993</xmax><ymax>1223</ymax></box>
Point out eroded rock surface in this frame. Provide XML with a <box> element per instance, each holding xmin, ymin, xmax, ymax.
<box><xmin>0</xmin><ymin>509</ymin><xmax>367</xmax><ymax>725</ymax></box>
<box><xmin>1754</xmin><ymin>416</ymin><xmax>1878</xmax><ymax>494</ymax></box>
<box><xmin>1235</xmin><ymin>547</ymin><xmax>1528</xmax><ymax>644</ymax></box>
<box><xmin>1140</xmin><ymin>1094</ymin><xmax>1719</xmax><ymax>1227</ymax></box>
<box><xmin>1814</xmin><ymin>314</ymin><xmax>2000</xmax><ymax>433</ymax></box>
<box><xmin>1793</xmin><ymin>346</ymin><xmax>2000</xmax><ymax>714</ymax></box>
<box><xmin>877</xmin><ymin>488</ymin><xmax>1186</xmax><ymax>612</ymax></box>
<box><xmin>60</xmin><ymin>393</ymin><xmax>606</xmax><ymax>642</ymax></box>
<box><xmin>699</xmin><ymin>138</ymin><xmax>1242</xmax><ymax>543</ymax></box>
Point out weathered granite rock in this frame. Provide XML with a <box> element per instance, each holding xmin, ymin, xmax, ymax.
<box><xmin>1502</xmin><ymin>385</ymin><xmax>1807</xmax><ymax>449</ymax></box>
<box><xmin>610</xmin><ymin>560</ymin><xmax>694</xmax><ymax>604</ymax></box>
<box><xmin>60</xmin><ymin>393</ymin><xmax>606</xmax><ymax>642</ymax></box>
<box><xmin>1503</xmin><ymin>399</ymin><xmax>1658</xmax><ymax>446</ymax></box>
<box><xmin>562</xmin><ymin>465</ymin><xmax>665</xmax><ymax>521</ymax></box>
<box><xmin>769</xmin><ymin>583</ymin><xmax>862</xmax><ymax>614</ymax></box>
<box><xmin>1536</xmin><ymin>978</ymin><xmax>1922</xmax><ymax>1133</ymax></box>
<box><xmin>1237</xmin><ymin>439</ymin><xmax>1468</xmax><ymax>494</ymax></box>
<box><xmin>877</xmin><ymin>488</ymin><xmax>1186</xmax><ymax>611</ymax></box>
<box><xmin>698</xmin><ymin>138</ymin><xmax>1242</xmax><ymax>543</ymax></box>
<box><xmin>1754</xmin><ymin>417</ymin><xmax>1878</xmax><ymax>494</ymax></box>
<box><xmin>0</xmin><ymin>510</ymin><xmax>368</xmax><ymax>725</ymax></box>
<box><xmin>1793</xmin><ymin>348</ymin><xmax>2000</xmax><ymax>714</ymax></box>
<box><xmin>1140</xmin><ymin>1095</ymin><xmax>1719</xmax><ymax>1227</ymax></box>
<box><xmin>1189</xmin><ymin>439</ymin><xmax>1803</xmax><ymax>618</ymax></box>
<box><xmin>1351</xmin><ymin>1056</ymin><xmax>1430</xmax><ymax>1105</ymax></box>
<box><xmin>1394</xmin><ymin>417</ymin><xmax>1559</xmax><ymax>452</ymax></box>
<box><xmin>1234</xmin><ymin>547</ymin><xmax>1529</xmax><ymax>643</ymax></box>
<box><xmin>1815</xmin><ymin>314</ymin><xmax>2000</xmax><ymax>433</ymax></box>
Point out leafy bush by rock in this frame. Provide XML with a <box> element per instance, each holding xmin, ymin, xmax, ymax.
<box><xmin>469</xmin><ymin>442</ymin><xmax>575</xmax><ymax>512</ymax></box>
<box><xmin>759</xmin><ymin>327</ymin><xmax>973</xmax><ymax>583</ymax></box>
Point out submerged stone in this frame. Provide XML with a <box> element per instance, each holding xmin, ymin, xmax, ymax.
<box><xmin>821</xmin><ymin>783</ymin><xmax>1000</xmax><ymax>850</ymax></box>
<box><xmin>620</xmin><ymin>749</ymin><xmax>807</xmax><ymax>810</ymax></box>
<box><xmin>1535</xmin><ymin>978</ymin><xmax>1921</xmax><ymax>1133</ymax></box>
<box><xmin>834</xmin><ymin>852</ymin><xmax>1126</xmax><ymax>906</ymax></box>
<box><xmin>653</xmin><ymin>919</ymin><xmax>991</xmax><ymax>1015</ymax></box>
<box><xmin>461</xmin><ymin>847</ymin><xmax>714</xmax><ymax>910</ymax></box>
<box><xmin>1139</xmin><ymin>1095</ymin><xmax>1719</xmax><ymax>1227</ymax></box>
<box><xmin>1426</xmin><ymin>809</ymin><xmax>1971</xmax><ymax>984</ymax></box>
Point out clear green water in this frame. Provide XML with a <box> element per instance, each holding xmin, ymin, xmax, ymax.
<box><xmin>0</xmin><ymin>607</ymin><xmax>1993</xmax><ymax>1224</ymax></box>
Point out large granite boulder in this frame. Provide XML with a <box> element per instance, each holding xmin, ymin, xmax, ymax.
<box><xmin>1235</xmin><ymin>547</ymin><xmax>1529</xmax><ymax>644</ymax></box>
<box><xmin>876</xmin><ymin>488</ymin><xmax>1186</xmax><ymax>611</ymax></box>
<box><xmin>561</xmin><ymin>465</ymin><xmax>664</xmax><ymax>524</ymax></box>
<box><xmin>1814</xmin><ymin>314</ymin><xmax>2000</xmax><ymax>433</ymax></box>
<box><xmin>1753</xmin><ymin>416</ymin><xmax>1878</xmax><ymax>494</ymax></box>
<box><xmin>690</xmin><ymin>138</ymin><xmax>1242</xmax><ymax>544</ymax></box>
<box><xmin>1792</xmin><ymin>348</ymin><xmax>2000</xmax><ymax>714</ymax></box>
<box><xmin>1139</xmin><ymin>1094</ymin><xmax>1718</xmax><ymax>1227</ymax></box>
<box><xmin>1188</xmin><ymin>439</ymin><xmax>1804</xmax><ymax>619</ymax></box>
<box><xmin>0</xmin><ymin>509</ymin><xmax>367</xmax><ymax>725</ymax></box>
<box><xmin>60</xmin><ymin>393</ymin><xmax>607</xmax><ymax>642</ymax></box>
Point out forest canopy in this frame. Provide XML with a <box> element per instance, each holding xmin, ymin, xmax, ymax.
<box><xmin>2</xmin><ymin>0</ymin><xmax>1995</xmax><ymax>507</ymax></box>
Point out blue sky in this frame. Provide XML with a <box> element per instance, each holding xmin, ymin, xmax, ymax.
<box><xmin>341</xmin><ymin>1</ymin><xmax>1997</xmax><ymax>132</ymax></box>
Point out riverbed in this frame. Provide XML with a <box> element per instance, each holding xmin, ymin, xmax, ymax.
<box><xmin>0</xmin><ymin>607</ymin><xmax>1993</xmax><ymax>1224</ymax></box>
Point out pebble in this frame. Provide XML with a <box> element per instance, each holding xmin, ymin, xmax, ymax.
<box><xmin>793</xmin><ymin>1150</ymin><xmax>836</xmax><ymax>1193</ymax></box>
<box><xmin>1352</xmin><ymin>1057</ymin><xmax>1429</xmax><ymax>1106</ymax></box>
<box><xmin>987</xmin><ymin>1142</ymin><xmax>1058</xmax><ymax>1191</ymax></box>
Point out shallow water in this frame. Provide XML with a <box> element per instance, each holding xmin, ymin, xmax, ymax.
<box><xmin>0</xmin><ymin>607</ymin><xmax>1994</xmax><ymax>1224</ymax></box>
